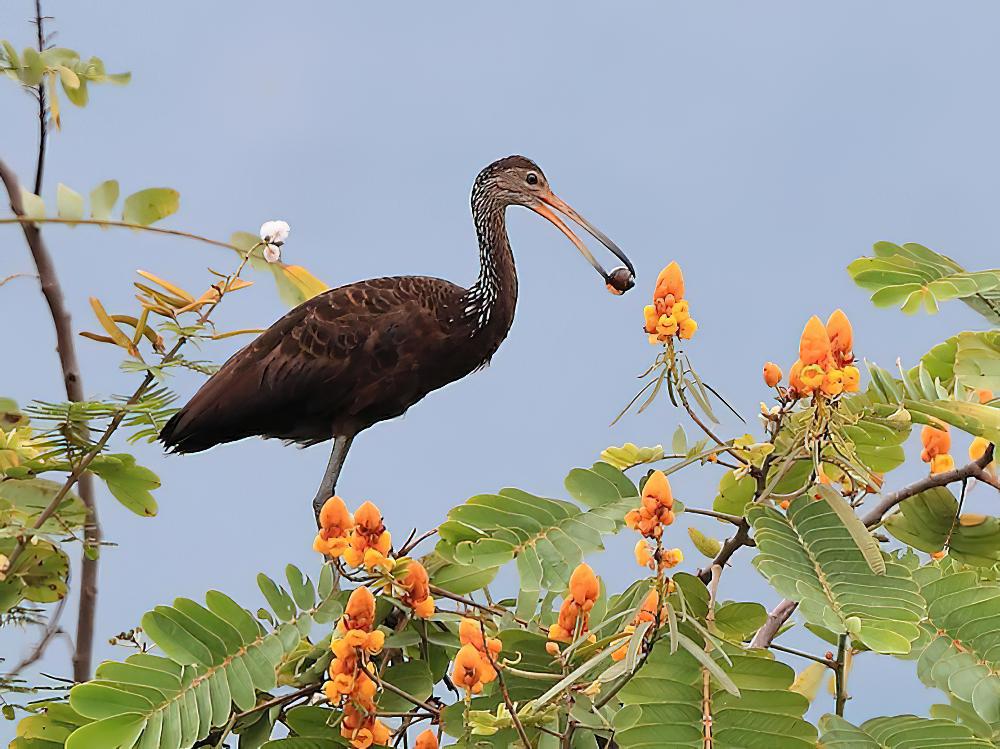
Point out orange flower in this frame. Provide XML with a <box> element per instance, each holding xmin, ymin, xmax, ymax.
<box><xmin>978</xmin><ymin>389</ymin><xmax>994</xmax><ymax>404</ymax></box>
<box><xmin>643</xmin><ymin>305</ymin><xmax>658</xmax><ymax>333</ymax></box>
<box><xmin>458</xmin><ymin>618</ymin><xmax>501</xmax><ymax>684</ymax></box>
<box><xmin>399</xmin><ymin>560</ymin><xmax>434</xmax><ymax>619</ymax></box>
<box><xmin>787</xmin><ymin>359</ymin><xmax>805</xmax><ymax>396</ymax></box>
<box><xmin>930</xmin><ymin>454</ymin><xmax>956</xmax><ymax>475</ymax></box>
<box><xmin>634</xmin><ymin>540</ymin><xmax>653</xmax><ymax>568</ymax></box>
<box><xmin>343</xmin><ymin>501</ymin><xmax>393</xmax><ymax>568</ymax></box>
<box><xmin>678</xmin><ymin>318</ymin><xmax>698</xmax><ymax>340</ymax></box>
<box><xmin>314</xmin><ymin>496</ymin><xmax>355</xmax><ymax>557</ymax></box>
<box><xmin>842</xmin><ymin>365</ymin><xmax>860</xmax><ymax>393</ymax></box>
<box><xmin>930</xmin><ymin>550</ymin><xmax>947</xmax><ymax>560</ymax></box>
<box><xmin>643</xmin><ymin>470</ymin><xmax>673</xmax><ymax>509</ymax></box>
<box><xmin>453</xmin><ymin>643</ymin><xmax>486</xmax><ymax>695</ymax></box>
<box><xmin>763</xmin><ymin>362</ymin><xmax>782</xmax><ymax>387</ymax></box>
<box><xmin>660</xmin><ymin>548</ymin><xmax>684</xmax><ymax>570</ymax></box>
<box><xmin>799</xmin><ymin>315</ymin><xmax>833</xmax><ymax>367</ymax></box>
<box><xmin>612</xmin><ymin>588</ymin><xmax>660</xmax><ymax>661</ymax></box>
<box><xmin>342</xmin><ymin>586</ymin><xmax>376</xmax><ymax>632</ymax></box>
<box><xmin>654</xmin><ymin>262</ymin><xmax>685</xmax><ymax>301</ymax></box>
<box><xmin>970</xmin><ymin>436</ymin><xmax>991</xmax><ymax>463</ymax></box>
<box><xmin>821</xmin><ymin>369</ymin><xmax>845</xmax><ymax>396</ymax></box>
<box><xmin>920</xmin><ymin>425</ymin><xmax>951</xmax><ymax>463</ymax></box>
<box><xmin>414</xmin><ymin>730</ymin><xmax>439</xmax><ymax>749</ymax></box>
<box><xmin>354</xmin><ymin>501</ymin><xmax>385</xmax><ymax>534</ymax></box>
<box><xmin>569</xmin><ymin>563</ymin><xmax>599</xmax><ymax>610</ymax></box>
<box><xmin>799</xmin><ymin>364</ymin><xmax>825</xmax><ymax>391</ymax></box>
<box><xmin>826</xmin><ymin>309</ymin><xmax>854</xmax><ymax>366</ymax></box>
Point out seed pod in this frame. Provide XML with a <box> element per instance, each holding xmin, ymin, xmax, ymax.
<box><xmin>606</xmin><ymin>266</ymin><xmax>635</xmax><ymax>294</ymax></box>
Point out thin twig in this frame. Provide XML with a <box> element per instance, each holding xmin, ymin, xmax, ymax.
<box><xmin>480</xmin><ymin>620</ymin><xmax>530</xmax><ymax>748</ymax></box>
<box><xmin>429</xmin><ymin>585</ymin><xmax>531</xmax><ymax>627</ymax></box>
<box><xmin>3</xmin><ymin>596</ymin><xmax>68</xmax><ymax>678</ymax></box>
<box><xmin>0</xmin><ymin>216</ymin><xmax>246</xmax><ymax>253</ymax></box>
<box><xmin>363</xmin><ymin>664</ymin><xmax>440</xmax><ymax>715</ymax></box>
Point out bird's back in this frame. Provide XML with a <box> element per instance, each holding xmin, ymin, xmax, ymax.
<box><xmin>160</xmin><ymin>275</ymin><xmax>480</xmax><ymax>452</ymax></box>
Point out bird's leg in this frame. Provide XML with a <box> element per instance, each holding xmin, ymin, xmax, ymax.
<box><xmin>312</xmin><ymin>434</ymin><xmax>355</xmax><ymax>523</ymax></box>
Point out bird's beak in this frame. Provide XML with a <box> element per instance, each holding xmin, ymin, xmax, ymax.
<box><xmin>530</xmin><ymin>191</ymin><xmax>636</xmax><ymax>294</ymax></box>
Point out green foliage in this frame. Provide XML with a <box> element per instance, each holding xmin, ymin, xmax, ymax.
<box><xmin>912</xmin><ymin>564</ymin><xmax>1000</xmax><ymax>732</ymax></box>
<box><xmin>613</xmin><ymin>643</ymin><xmax>817</xmax><ymax>748</ymax></box>
<box><xmin>433</xmin><ymin>463</ymin><xmax>645</xmax><ymax>606</ymax></box>
<box><xmin>819</xmin><ymin>713</ymin><xmax>993</xmax><ymax>747</ymax></box>
<box><xmin>0</xmin><ymin>43</ymin><xmax>129</xmax><ymax>126</ymax></box>
<box><xmin>19</xmin><ymin>181</ymin><xmax>179</xmax><ymax>227</ymax></box>
<box><xmin>11</xmin><ymin>565</ymin><xmax>343</xmax><ymax>749</ymax></box>
<box><xmin>867</xmin><ymin>362</ymin><xmax>1000</xmax><ymax>443</ymax></box>
<box><xmin>848</xmin><ymin>241</ymin><xmax>1000</xmax><ymax>323</ymax></box>
<box><xmin>884</xmin><ymin>487</ymin><xmax>1000</xmax><ymax>566</ymax></box>
<box><xmin>748</xmin><ymin>496</ymin><xmax>925</xmax><ymax>654</ymax></box>
<box><xmin>911</xmin><ymin>331</ymin><xmax>1000</xmax><ymax>396</ymax></box>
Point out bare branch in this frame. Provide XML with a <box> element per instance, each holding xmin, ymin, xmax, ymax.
<box><xmin>0</xmin><ymin>154</ymin><xmax>103</xmax><ymax>681</ymax></box>
<box><xmin>860</xmin><ymin>444</ymin><xmax>996</xmax><ymax>527</ymax></box>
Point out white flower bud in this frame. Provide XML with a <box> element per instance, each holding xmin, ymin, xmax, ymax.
<box><xmin>259</xmin><ymin>220</ymin><xmax>290</xmax><ymax>246</ymax></box>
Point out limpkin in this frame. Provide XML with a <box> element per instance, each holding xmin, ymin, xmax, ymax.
<box><xmin>160</xmin><ymin>156</ymin><xmax>635</xmax><ymax>517</ymax></box>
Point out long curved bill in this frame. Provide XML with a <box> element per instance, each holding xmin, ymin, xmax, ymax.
<box><xmin>529</xmin><ymin>191</ymin><xmax>636</xmax><ymax>293</ymax></box>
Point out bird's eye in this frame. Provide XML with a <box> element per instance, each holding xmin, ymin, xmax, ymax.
<box><xmin>525</xmin><ymin>172</ymin><xmax>538</xmax><ymax>185</ymax></box>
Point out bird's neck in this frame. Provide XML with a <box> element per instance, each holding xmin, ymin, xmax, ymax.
<box><xmin>462</xmin><ymin>197</ymin><xmax>518</xmax><ymax>337</ymax></box>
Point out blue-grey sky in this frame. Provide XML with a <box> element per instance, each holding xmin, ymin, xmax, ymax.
<box><xmin>2</xmin><ymin>0</ymin><xmax>998</xmax><ymax>739</ymax></box>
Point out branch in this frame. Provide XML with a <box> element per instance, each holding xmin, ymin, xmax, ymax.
<box><xmin>480</xmin><ymin>620</ymin><xmax>530</xmax><ymax>749</ymax></box>
<box><xmin>748</xmin><ymin>598</ymin><xmax>797</xmax><ymax>649</ymax></box>
<box><xmin>860</xmin><ymin>444</ymin><xmax>996</xmax><ymax>527</ymax></box>
<box><xmin>696</xmin><ymin>520</ymin><xmax>753</xmax><ymax>583</ymax></box>
<box><xmin>0</xmin><ymin>153</ymin><xmax>103</xmax><ymax>681</ymax></box>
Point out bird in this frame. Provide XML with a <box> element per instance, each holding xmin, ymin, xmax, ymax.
<box><xmin>159</xmin><ymin>155</ymin><xmax>635</xmax><ymax>519</ymax></box>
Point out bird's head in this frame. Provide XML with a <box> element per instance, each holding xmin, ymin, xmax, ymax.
<box><xmin>474</xmin><ymin>155</ymin><xmax>636</xmax><ymax>294</ymax></box>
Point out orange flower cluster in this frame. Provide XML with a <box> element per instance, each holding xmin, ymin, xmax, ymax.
<box><xmin>611</xmin><ymin>588</ymin><xmax>659</xmax><ymax>661</ymax></box>
<box><xmin>547</xmin><ymin>563</ymin><xmax>600</xmax><ymax>644</ymax></box>
<box><xmin>313</xmin><ymin>497</ymin><xmax>393</xmax><ymax>572</ymax></box>
<box><xmin>783</xmin><ymin>310</ymin><xmax>861</xmax><ymax>398</ymax></box>
<box><xmin>451</xmin><ymin>618</ymin><xmax>502</xmax><ymax>695</ymax></box>
<box><xmin>397</xmin><ymin>559</ymin><xmax>435</xmax><ymax>619</ymax></box>
<box><xmin>921</xmin><ymin>425</ymin><xmax>955</xmax><ymax>475</ymax></box>
<box><xmin>414</xmin><ymin>731</ymin><xmax>438</xmax><ymax>749</ymax></box>
<box><xmin>643</xmin><ymin>262</ymin><xmax>698</xmax><ymax>344</ymax></box>
<box><xmin>625</xmin><ymin>470</ymin><xmax>675</xmax><ymax>539</ymax></box>
<box><xmin>324</xmin><ymin>587</ymin><xmax>390</xmax><ymax>748</ymax></box>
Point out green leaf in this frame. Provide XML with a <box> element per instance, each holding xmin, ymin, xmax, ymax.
<box><xmin>748</xmin><ymin>497</ymin><xmax>925</xmax><ymax>653</ymax></box>
<box><xmin>64</xmin><ymin>713</ymin><xmax>145</xmax><ymax>749</ymax></box>
<box><xmin>687</xmin><ymin>527</ymin><xmax>722</xmax><ymax>558</ymax></box>
<box><xmin>884</xmin><ymin>487</ymin><xmax>1000</xmax><ymax>566</ymax></box>
<box><xmin>849</xmin><ymin>241</ymin><xmax>1000</xmax><ymax>324</ymax></box>
<box><xmin>88</xmin><ymin>453</ymin><xmax>160</xmax><ymax>516</ymax></box>
<box><xmin>436</xmin><ymin>465</ymin><xmax>637</xmax><ymax>596</ymax></box>
<box><xmin>56</xmin><ymin>183</ymin><xmax>84</xmax><ymax>222</ymax></box>
<box><xmin>90</xmin><ymin>179</ymin><xmax>120</xmax><ymax>220</ymax></box>
<box><xmin>613</xmin><ymin>644</ymin><xmax>816</xmax><ymax>748</ymax></box>
<box><xmin>377</xmin><ymin>660</ymin><xmax>433</xmax><ymax>713</ymax></box>
<box><xmin>913</xmin><ymin>565</ymin><xmax>1000</xmax><ymax>726</ymax></box>
<box><xmin>819</xmin><ymin>713</ymin><xmax>992</xmax><ymax>748</ymax></box>
<box><xmin>713</xmin><ymin>601</ymin><xmax>767</xmax><ymax>641</ymax></box>
<box><xmin>713</xmin><ymin>470</ymin><xmax>755</xmax><ymax>516</ymax></box>
<box><xmin>599</xmin><ymin>443</ymin><xmax>664</xmax><ymax>471</ymax></box>
<box><xmin>122</xmin><ymin>188</ymin><xmax>180</xmax><ymax>226</ymax></box>
<box><xmin>428</xmin><ymin>560</ymin><xmax>499</xmax><ymax>595</ymax></box>
<box><xmin>815</xmin><ymin>485</ymin><xmax>885</xmax><ymax>575</ymax></box>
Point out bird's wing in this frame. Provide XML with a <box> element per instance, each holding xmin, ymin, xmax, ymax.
<box><xmin>160</xmin><ymin>276</ymin><xmax>463</xmax><ymax>451</ymax></box>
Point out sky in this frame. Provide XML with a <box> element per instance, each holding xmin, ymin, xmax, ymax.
<box><xmin>2</xmin><ymin>0</ymin><xmax>999</xmax><ymax>740</ymax></box>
